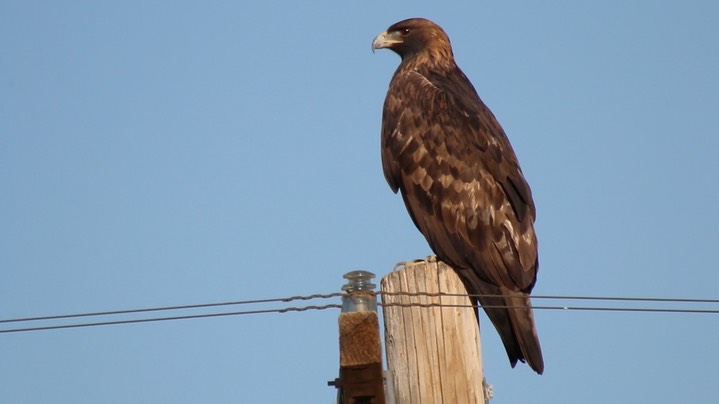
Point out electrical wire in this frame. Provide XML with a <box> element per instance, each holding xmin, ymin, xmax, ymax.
<box><xmin>0</xmin><ymin>292</ymin><xmax>344</xmax><ymax>325</ymax></box>
<box><xmin>378</xmin><ymin>291</ymin><xmax>719</xmax><ymax>304</ymax></box>
<box><xmin>532</xmin><ymin>295</ymin><xmax>719</xmax><ymax>304</ymax></box>
<box><xmin>378</xmin><ymin>291</ymin><xmax>719</xmax><ymax>313</ymax></box>
<box><xmin>1</xmin><ymin>291</ymin><xmax>717</xmax><ymax>335</ymax></box>
<box><xmin>378</xmin><ymin>302</ymin><xmax>719</xmax><ymax>314</ymax></box>
<box><xmin>0</xmin><ymin>304</ymin><xmax>342</xmax><ymax>334</ymax></box>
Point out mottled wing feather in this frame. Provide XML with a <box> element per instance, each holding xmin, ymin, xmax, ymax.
<box><xmin>381</xmin><ymin>68</ymin><xmax>538</xmax><ymax>292</ymax></box>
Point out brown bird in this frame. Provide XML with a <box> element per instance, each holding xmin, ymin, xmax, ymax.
<box><xmin>372</xmin><ymin>18</ymin><xmax>544</xmax><ymax>374</ymax></box>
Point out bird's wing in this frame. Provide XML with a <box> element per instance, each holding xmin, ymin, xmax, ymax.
<box><xmin>381</xmin><ymin>68</ymin><xmax>538</xmax><ymax>291</ymax></box>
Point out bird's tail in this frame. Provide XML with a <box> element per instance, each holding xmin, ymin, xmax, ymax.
<box><xmin>473</xmin><ymin>282</ymin><xmax>544</xmax><ymax>374</ymax></box>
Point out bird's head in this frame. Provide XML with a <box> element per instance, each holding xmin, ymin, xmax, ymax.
<box><xmin>372</xmin><ymin>18</ymin><xmax>454</xmax><ymax>62</ymax></box>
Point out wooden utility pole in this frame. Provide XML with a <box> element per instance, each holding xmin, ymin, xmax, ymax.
<box><xmin>381</xmin><ymin>260</ymin><xmax>487</xmax><ymax>404</ymax></box>
<box><xmin>334</xmin><ymin>271</ymin><xmax>386</xmax><ymax>404</ymax></box>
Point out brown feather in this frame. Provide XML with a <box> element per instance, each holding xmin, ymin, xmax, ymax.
<box><xmin>376</xmin><ymin>18</ymin><xmax>544</xmax><ymax>374</ymax></box>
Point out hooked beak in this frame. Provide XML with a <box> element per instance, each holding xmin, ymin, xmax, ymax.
<box><xmin>371</xmin><ymin>31</ymin><xmax>403</xmax><ymax>53</ymax></box>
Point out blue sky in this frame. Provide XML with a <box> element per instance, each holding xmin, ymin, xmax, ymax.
<box><xmin>2</xmin><ymin>1</ymin><xmax>718</xmax><ymax>403</ymax></box>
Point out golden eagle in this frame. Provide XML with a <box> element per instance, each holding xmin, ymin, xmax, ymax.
<box><xmin>372</xmin><ymin>18</ymin><xmax>544</xmax><ymax>374</ymax></box>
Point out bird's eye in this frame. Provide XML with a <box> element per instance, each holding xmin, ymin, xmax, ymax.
<box><xmin>400</xmin><ymin>28</ymin><xmax>411</xmax><ymax>36</ymax></box>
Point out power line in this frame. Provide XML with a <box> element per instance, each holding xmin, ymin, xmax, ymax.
<box><xmin>378</xmin><ymin>291</ymin><xmax>719</xmax><ymax>313</ymax></box>
<box><xmin>1</xmin><ymin>291</ymin><xmax>717</xmax><ymax>335</ymax></box>
<box><xmin>378</xmin><ymin>302</ymin><xmax>719</xmax><ymax>314</ymax></box>
<box><xmin>532</xmin><ymin>295</ymin><xmax>719</xmax><ymax>304</ymax></box>
<box><xmin>0</xmin><ymin>304</ymin><xmax>342</xmax><ymax>334</ymax></box>
<box><xmin>378</xmin><ymin>291</ymin><xmax>719</xmax><ymax>304</ymax></box>
<box><xmin>0</xmin><ymin>292</ymin><xmax>344</xmax><ymax>325</ymax></box>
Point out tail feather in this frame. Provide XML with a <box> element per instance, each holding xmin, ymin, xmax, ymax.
<box><xmin>471</xmin><ymin>279</ymin><xmax>544</xmax><ymax>374</ymax></box>
<box><xmin>501</xmin><ymin>287</ymin><xmax>544</xmax><ymax>374</ymax></box>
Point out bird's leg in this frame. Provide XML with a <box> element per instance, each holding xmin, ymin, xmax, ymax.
<box><xmin>393</xmin><ymin>255</ymin><xmax>438</xmax><ymax>271</ymax></box>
